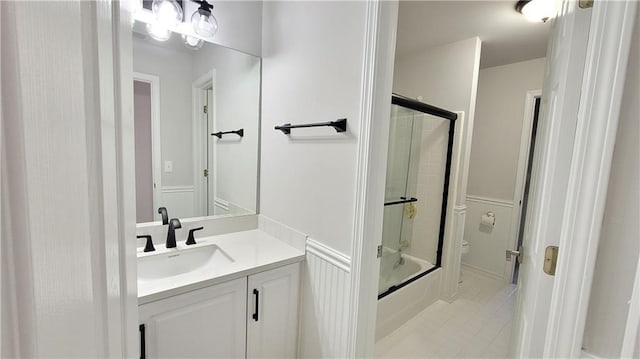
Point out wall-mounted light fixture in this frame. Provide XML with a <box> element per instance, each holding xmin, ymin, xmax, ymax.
<box><xmin>144</xmin><ymin>0</ymin><xmax>218</xmax><ymax>47</ymax></box>
<box><xmin>191</xmin><ymin>0</ymin><xmax>218</xmax><ymax>38</ymax></box>
<box><xmin>182</xmin><ymin>34</ymin><xmax>205</xmax><ymax>50</ymax></box>
<box><xmin>152</xmin><ymin>0</ymin><xmax>183</xmax><ymax>27</ymax></box>
<box><xmin>146</xmin><ymin>22</ymin><xmax>172</xmax><ymax>41</ymax></box>
<box><xmin>516</xmin><ymin>0</ymin><xmax>557</xmax><ymax>23</ymax></box>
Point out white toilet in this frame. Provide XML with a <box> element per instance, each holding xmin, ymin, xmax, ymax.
<box><xmin>459</xmin><ymin>240</ymin><xmax>470</xmax><ymax>283</ymax></box>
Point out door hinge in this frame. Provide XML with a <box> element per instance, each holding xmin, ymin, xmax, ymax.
<box><xmin>203</xmin><ymin>105</ymin><xmax>208</xmax><ymax>114</ymax></box>
<box><xmin>377</xmin><ymin>245</ymin><xmax>383</xmax><ymax>258</ymax></box>
<box><xmin>543</xmin><ymin>246</ymin><xmax>559</xmax><ymax>276</ymax></box>
<box><xmin>579</xmin><ymin>0</ymin><xmax>593</xmax><ymax>9</ymax></box>
<box><xmin>203</xmin><ymin>169</ymin><xmax>208</xmax><ymax>177</ymax></box>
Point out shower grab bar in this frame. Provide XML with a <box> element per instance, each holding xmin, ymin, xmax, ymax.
<box><xmin>211</xmin><ymin>129</ymin><xmax>244</xmax><ymax>138</ymax></box>
<box><xmin>384</xmin><ymin>197</ymin><xmax>418</xmax><ymax>206</ymax></box>
<box><xmin>275</xmin><ymin>118</ymin><xmax>347</xmax><ymax>135</ymax></box>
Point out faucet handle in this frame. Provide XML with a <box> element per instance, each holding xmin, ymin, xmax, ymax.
<box><xmin>158</xmin><ymin>207</ymin><xmax>169</xmax><ymax>225</ymax></box>
<box><xmin>186</xmin><ymin>227</ymin><xmax>204</xmax><ymax>245</ymax></box>
<box><xmin>137</xmin><ymin>235</ymin><xmax>155</xmax><ymax>252</ymax></box>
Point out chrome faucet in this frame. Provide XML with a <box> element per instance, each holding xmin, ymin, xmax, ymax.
<box><xmin>166</xmin><ymin>218</ymin><xmax>182</xmax><ymax>248</ymax></box>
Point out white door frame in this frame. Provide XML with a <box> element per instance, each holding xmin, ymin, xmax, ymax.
<box><xmin>505</xmin><ymin>89</ymin><xmax>541</xmax><ymax>282</ymax></box>
<box><xmin>133</xmin><ymin>72</ymin><xmax>162</xmax><ymax>221</ymax></box>
<box><xmin>191</xmin><ymin>70</ymin><xmax>216</xmax><ymax>217</ymax></box>
<box><xmin>349</xmin><ymin>0</ymin><xmax>637</xmax><ymax>357</ymax></box>
<box><xmin>543</xmin><ymin>1</ymin><xmax>636</xmax><ymax>355</ymax></box>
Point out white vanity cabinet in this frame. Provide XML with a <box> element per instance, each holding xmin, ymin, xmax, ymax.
<box><xmin>139</xmin><ymin>277</ymin><xmax>248</xmax><ymax>358</ymax></box>
<box><xmin>247</xmin><ymin>262</ymin><xmax>301</xmax><ymax>358</ymax></box>
<box><xmin>139</xmin><ymin>262</ymin><xmax>301</xmax><ymax>358</ymax></box>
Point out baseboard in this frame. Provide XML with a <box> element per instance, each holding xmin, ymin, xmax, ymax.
<box><xmin>581</xmin><ymin>350</ymin><xmax>604</xmax><ymax>359</ymax></box>
<box><xmin>461</xmin><ymin>263</ymin><xmax>504</xmax><ymax>280</ymax></box>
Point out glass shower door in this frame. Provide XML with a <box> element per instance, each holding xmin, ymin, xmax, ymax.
<box><xmin>379</xmin><ymin>105</ymin><xmax>415</xmax><ymax>294</ymax></box>
<box><xmin>378</xmin><ymin>96</ymin><xmax>454</xmax><ymax>298</ymax></box>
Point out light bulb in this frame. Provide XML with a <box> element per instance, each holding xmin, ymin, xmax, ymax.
<box><xmin>146</xmin><ymin>22</ymin><xmax>172</xmax><ymax>42</ymax></box>
<box><xmin>191</xmin><ymin>8</ymin><xmax>218</xmax><ymax>38</ymax></box>
<box><xmin>519</xmin><ymin>0</ymin><xmax>557</xmax><ymax>23</ymax></box>
<box><xmin>152</xmin><ymin>0</ymin><xmax>183</xmax><ymax>27</ymax></box>
<box><xmin>182</xmin><ymin>34</ymin><xmax>204</xmax><ymax>50</ymax></box>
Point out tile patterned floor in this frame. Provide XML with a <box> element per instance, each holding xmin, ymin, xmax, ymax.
<box><xmin>375</xmin><ymin>269</ymin><xmax>517</xmax><ymax>358</ymax></box>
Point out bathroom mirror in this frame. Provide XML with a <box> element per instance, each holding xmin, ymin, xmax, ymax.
<box><xmin>132</xmin><ymin>19</ymin><xmax>260</xmax><ymax>224</ymax></box>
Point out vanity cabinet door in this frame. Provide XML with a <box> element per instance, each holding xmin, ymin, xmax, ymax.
<box><xmin>246</xmin><ymin>262</ymin><xmax>301</xmax><ymax>358</ymax></box>
<box><xmin>139</xmin><ymin>277</ymin><xmax>247</xmax><ymax>358</ymax></box>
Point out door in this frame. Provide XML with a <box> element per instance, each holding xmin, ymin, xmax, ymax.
<box><xmin>247</xmin><ymin>263</ymin><xmax>301</xmax><ymax>358</ymax></box>
<box><xmin>510</xmin><ymin>1</ymin><xmax>592</xmax><ymax>357</ymax></box>
<box><xmin>206</xmin><ymin>88</ymin><xmax>216</xmax><ymax>216</ymax></box>
<box><xmin>139</xmin><ymin>277</ymin><xmax>247</xmax><ymax>358</ymax></box>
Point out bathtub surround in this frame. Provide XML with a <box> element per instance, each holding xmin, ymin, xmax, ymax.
<box><xmin>376</xmin><ymin>268</ymin><xmax>443</xmax><ymax>340</ymax></box>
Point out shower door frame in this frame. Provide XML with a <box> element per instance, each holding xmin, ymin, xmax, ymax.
<box><xmin>377</xmin><ymin>94</ymin><xmax>457</xmax><ymax>299</ymax></box>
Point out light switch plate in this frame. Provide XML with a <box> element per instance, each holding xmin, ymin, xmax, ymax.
<box><xmin>164</xmin><ymin>160</ymin><xmax>173</xmax><ymax>172</ymax></box>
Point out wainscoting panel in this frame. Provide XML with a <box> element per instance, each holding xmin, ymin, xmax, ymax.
<box><xmin>160</xmin><ymin>186</ymin><xmax>194</xmax><ymax>218</ymax></box>
<box><xmin>299</xmin><ymin>238</ymin><xmax>352</xmax><ymax>358</ymax></box>
<box><xmin>441</xmin><ymin>205</ymin><xmax>467</xmax><ymax>302</ymax></box>
<box><xmin>462</xmin><ymin>195</ymin><xmax>515</xmax><ymax>279</ymax></box>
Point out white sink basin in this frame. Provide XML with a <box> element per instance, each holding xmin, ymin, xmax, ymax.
<box><xmin>138</xmin><ymin>243</ymin><xmax>234</xmax><ymax>281</ymax></box>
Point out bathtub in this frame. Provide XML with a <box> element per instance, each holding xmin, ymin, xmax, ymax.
<box><xmin>376</xmin><ymin>249</ymin><xmax>442</xmax><ymax>340</ymax></box>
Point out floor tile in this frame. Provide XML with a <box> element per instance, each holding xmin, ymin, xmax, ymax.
<box><xmin>376</xmin><ymin>269</ymin><xmax>517</xmax><ymax>359</ymax></box>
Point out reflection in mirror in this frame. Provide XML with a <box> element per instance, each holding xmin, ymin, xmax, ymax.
<box><xmin>132</xmin><ymin>20</ymin><xmax>260</xmax><ymax>224</ymax></box>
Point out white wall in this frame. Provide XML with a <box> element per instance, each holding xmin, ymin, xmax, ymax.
<box><xmin>467</xmin><ymin>57</ymin><xmax>546</xmax><ymax>200</ymax></box>
<box><xmin>393</xmin><ymin>37</ymin><xmax>481</xmax><ymax>118</ymax></box>
<box><xmin>206</xmin><ymin>0</ymin><xmax>262</xmax><ymax>56</ymax></box>
<box><xmin>261</xmin><ymin>1</ymin><xmax>369</xmax><ymax>356</ymax></box>
<box><xmin>582</xmin><ymin>6</ymin><xmax>640</xmax><ymax>356</ymax></box>
<box><xmin>261</xmin><ymin>1</ymin><xmax>366</xmax><ymax>257</ymax></box>
<box><xmin>462</xmin><ymin>58</ymin><xmax>546</xmax><ymax>279</ymax></box>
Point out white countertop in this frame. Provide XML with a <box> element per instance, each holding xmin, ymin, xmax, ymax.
<box><xmin>137</xmin><ymin>229</ymin><xmax>305</xmax><ymax>305</ymax></box>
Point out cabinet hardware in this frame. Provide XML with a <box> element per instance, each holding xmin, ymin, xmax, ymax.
<box><xmin>252</xmin><ymin>289</ymin><xmax>259</xmax><ymax>321</ymax></box>
<box><xmin>139</xmin><ymin>324</ymin><xmax>146</xmax><ymax>359</ymax></box>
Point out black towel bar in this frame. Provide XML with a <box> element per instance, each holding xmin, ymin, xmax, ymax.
<box><xmin>384</xmin><ymin>197</ymin><xmax>418</xmax><ymax>206</ymax></box>
<box><xmin>212</xmin><ymin>129</ymin><xmax>244</xmax><ymax>138</ymax></box>
<box><xmin>275</xmin><ymin>118</ymin><xmax>347</xmax><ymax>135</ymax></box>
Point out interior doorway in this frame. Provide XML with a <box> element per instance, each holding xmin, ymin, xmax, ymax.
<box><xmin>512</xmin><ymin>95</ymin><xmax>542</xmax><ymax>283</ymax></box>
<box><xmin>133</xmin><ymin>73</ymin><xmax>162</xmax><ymax>223</ymax></box>
<box><xmin>372</xmin><ymin>1</ymin><xmax>550</xmax><ymax>357</ymax></box>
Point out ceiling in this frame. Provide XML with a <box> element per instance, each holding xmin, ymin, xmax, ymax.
<box><xmin>395</xmin><ymin>1</ymin><xmax>550</xmax><ymax>68</ymax></box>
